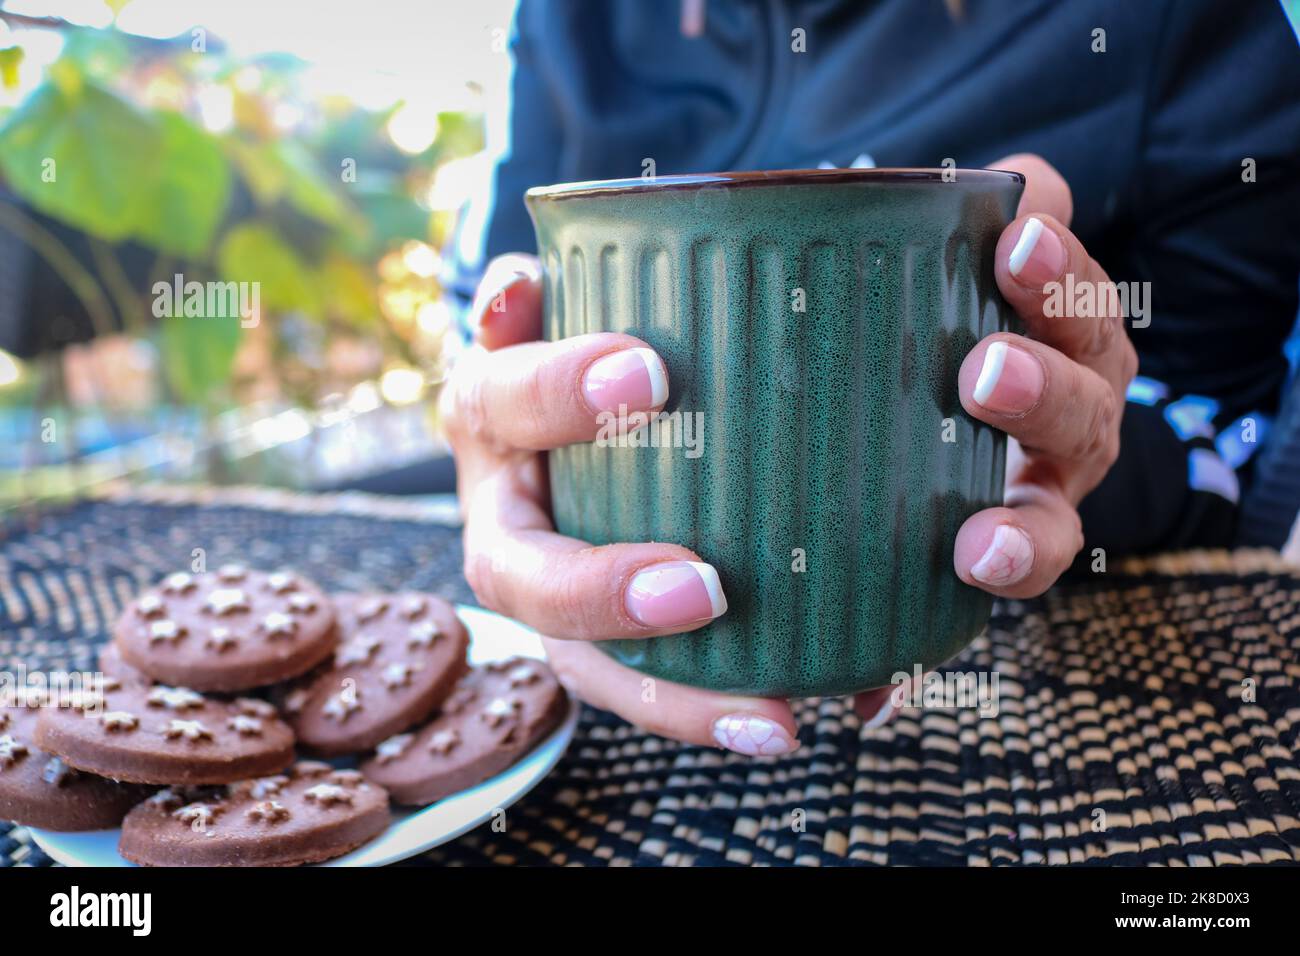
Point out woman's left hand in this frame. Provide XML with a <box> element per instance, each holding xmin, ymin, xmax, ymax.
<box><xmin>955</xmin><ymin>153</ymin><xmax>1137</xmax><ymax>597</ymax></box>
<box><xmin>854</xmin><ymin>153</ymin><xmax>1138</xmax><ymax>721</ymax></box>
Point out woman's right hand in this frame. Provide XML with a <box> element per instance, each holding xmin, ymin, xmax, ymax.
<box><xmin>439</xmin><ymin>254</ymin><xmax>806</xmax><ymax>756</ymax></box>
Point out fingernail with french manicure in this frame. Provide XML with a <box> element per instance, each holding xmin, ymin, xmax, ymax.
<box><xmin>712</xmin><ymin>713</ymin><xmax>797</xmax><ymax>756</ymax></box>
<box><xmin>582</xmin><ymin>348</ymin><xmax>668</xmax><ymax>415</ymax></box>
<box><xmin>1007</xmin><ymin>216</ymin><xmax>1066</xmax><ymax>288</ymax></box>
<box><xmin>625</xmin><ymin>560</ymin><xmax>727</xmax><ymax>628</ymax></box>
<box><xmin>863</xmin><ymin>698</ymin><xmax>896</xmax><ymax>729</ymax></box>
<box><xmin>475</xmin><ymin>274</ymin><xmax>528</xmax><ymax>331</ymax></box>
<box><xmin>972</xmin><ymin>341</ymin><xmax>1044</xmax><ymax>415</ymax></box>
<box><xmin>970</xmin><ymin>525</ymin><xmax>1035</xmax><ymax>587</ymax></box>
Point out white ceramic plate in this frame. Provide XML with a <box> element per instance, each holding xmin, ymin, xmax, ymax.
<box><xmin>29</xmin><ymin>606</ymin><xmax>579</xmax><ymax>867</ymax></box>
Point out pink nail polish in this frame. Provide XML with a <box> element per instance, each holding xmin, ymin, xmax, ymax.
<box><xmin>625</xmin><ymin>560</ymin><xmax>726</xmax><ymax>628</ymax></box>
<box><xmin>712</xmin><ymin>713</ymin><xmax>796</xmax><ymax>756</ymax></box>
<box><xmin>582</xmin><ymin>348</ymin><xmax>668</xmax><ymax>415</ymax></box>
<box><xmin>474</xmin><ymin>273</ymin><xmax>528</xmax><ymax>332</ymax></box>
<box><xmin>972</xmin><ymin>341</ymin><xmax>1044</xmax><ymax>414</ymax></box>
<box><xmin>1007</xmin><ymin>217</ymin><xmax>1066</xmax><ymax>288</ymax></box>
<box><xmin>970</xmin><ymin>525</ymin><xmax>1035</xmax><ymax>587</ymax></box>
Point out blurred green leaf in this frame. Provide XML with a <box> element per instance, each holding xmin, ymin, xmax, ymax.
<box><xmin>217</xmin><ymin>223</ymin><xmax>319</xmax><ymax>316</ymax></box>
<box><xmin>319</xmin><ymin>254</ymin><xmax>377</xmax><ymax>328</ymax></box>
<box><xmin>0</xmin><ymin>47</ymin><xmax>24</xmax><ymax>91</ymax></box>
<box><xmin>222</xmin><ymin>137</ymin><xmax>288</xmax><ymax>205</ymax></box>
<box><xmin>159</xmin><ymin>312</ymin><xmax>242</xmax><ymax>406</ymax></box>
<box><xmin>349</xmin><ymin>177</ymin><xmax>431</xmax><ymax>253</ymax></box>
<box><xmin>224</xmin><ymin>135</ymin><xmax>358</xmax><ymax>230</ymax></box>
<box><xmin>0</xmin><ymin>77</ymin><xmax>161</xmax><ymax>241</ymax></box>
<box><xmin>276</xmin><ymin>140</ymin><xmax>351</xmax><ymax>226</ymax></box>
<box><xmin>432</xmin><ymin>110</ymin><xmax>485</xmax><ymax>160</ymax></box>
<box><xmin>135</xmin><ymin>112</ymin><xmax>232</xmax><ymax>259</ymax></box>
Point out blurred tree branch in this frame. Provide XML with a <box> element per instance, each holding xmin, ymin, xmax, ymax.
<box><xmin>0</xmin><ymin>11</ymin><xmax>68</xmax><ymax>31</ymax></box>
<box><xmin>0</xmin><ymin>201</ymin><xmax>116</xmax><ymax>338</ymax></box>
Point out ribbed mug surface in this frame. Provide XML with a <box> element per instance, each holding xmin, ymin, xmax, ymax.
<box><xmin>528</xmin><ymin>169</ymin><xmax>1023</xmax><ymax>697</ymax></box>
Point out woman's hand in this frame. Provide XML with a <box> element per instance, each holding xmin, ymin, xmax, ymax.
<box><xmin>442</xmin><ymin>153</ymin><xmax>1135</xmax><ymax>748</ymax></box>
<box><xmin>954</xmin><ymin>154</ymin><xmax>1137</xmax><ymax>597</ymax></box>
<box><xmin>440</xmin><ymin>255</ymin><xmax>802</xmax><ymax>757</ymax></box>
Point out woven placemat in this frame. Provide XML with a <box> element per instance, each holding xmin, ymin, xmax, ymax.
<box><xmin>2</xmin><ymin>488</ymin><xmax>1298</xmax><ymax>866</ymax></box>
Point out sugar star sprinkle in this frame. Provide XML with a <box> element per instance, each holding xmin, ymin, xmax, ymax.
<box><xmin>101</xmin><ymin>711</ymin><xmax>139</xmax><ymax>732</ymax></box>
<box><xmin>336</xmin><ymin>635</ymin><xmax>379</xmax><ymax>666</ymax></box>
<box><xmin>381</xmin><ymin>662</ymin><xmax>414</xmax><ymax>690</ymax></box>
<box><xmin>323</xmin><ymin>690</ymin><xmax>362</xmax><ymax>722</ymax></box>
<box><xmin>428</xmin><ymin>728</ymin><xmax>460</xmax><ymax>755</ymax></box>
<box><xmin>261</xmin><ymin>611</ymin><xmax>298</xmax><ymax>639</ymax></box>
<box><xmin>356</xmin><ymin>598</ymin><xmax>388</xmax><ymax>622</ymax></box>
<box><xmin>247</xmin><ymin>800</ymin><xmax>290</xmax><ymax>824</ymax></box>
<box><xmin>288</xmin><ymin>593</ymin><xmax>317</xmax><ymax>613</ymax></box>
<box><xmin>227</xmin><ymin>715</ymin><xmax>264</xmax><ymax>736</ymax></box>
<box><xmin>206</xmin><ymin>588</ymin><xmax>250</xmax><ymax>616</ymax></box>
<box><xmin>375</xmin><ymin>733</ymin><xmax>413</xmax><ymax>763</ymax></box>
<box><xmin>205</xmin><ymin>626</ymin><xmax>239</xmax><ymax>652</ymax></box>
<box><xmin>303</xmin><ymin>783</ymin><xmax>352</xmax><ymax>806</ymax></box>
<box><xmin>137</xmin><ymin>595</ymin><xmax>166</xmax><ymax>618</ymax></box>
<box><xmin>217</xmin><ymin>564</ymin><xmax>248</xmax><ymax>582</ymax></box>
<box><xmin>266</xmin><ymin>572</ymin><xmax>298</xmax><ymax>594</ymax></box>
<box><xmin>163</xmin><ymin>572</ymin><xmax>196</xmax><ymax>594</ymax></box>
<box><xmin>481</xmin><ymin>697</ymin><xmax>520</xmax><ymax>728</ymax></box>
<box><xmin>164</xmin><ymin>719</ymin><xmax>213</xmax><ymax>742</ymax></box>
<box><xmin>508</xmin><ymin>664</ymin><xmax>539</xmax><ymax>687</ymax></box>
<box><xmin>249</xmin><ymin>775</ymin><xmax>288</xmax><ymax>799</ymax></box>
<box><xmin>407</xmin><ymin>622</ymin><xmax>440</xmax><ymax>648</ymax></box>
<box><xmin>0</xmin><ymin>734</ymin><xmax>28</xmax><ymax>768</ymax></box>
<box><xmin>147</xmin><ymin>686</ymin><xmax>206</xmax><ymax>711</ymax></box>
<box><xmin>173</xmin><ymin>803</ymin><xmax>219</xmax><ymax>828</ymax></box>
<box><xmin>149</xmin><ymin>619</ymin><xmax>186</xmax><ymax>643</ymax></box>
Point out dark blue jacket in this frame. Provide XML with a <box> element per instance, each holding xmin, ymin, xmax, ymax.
<box><xmin>466</xmin><ymin>0</ymin><xmax>1300</xmax><ymax>553</ymax></box>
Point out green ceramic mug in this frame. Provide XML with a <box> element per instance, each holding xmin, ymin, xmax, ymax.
<box><xmin>526</xmin><ymin>168</ymin><xmax>1023</xmax><ymax>698</ymax></box>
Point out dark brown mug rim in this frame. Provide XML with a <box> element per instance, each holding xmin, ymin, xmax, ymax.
<box><xmin>526</xmin><ymin>167</ymin><xmax>1025</xmax><ymax>202</ymax></box>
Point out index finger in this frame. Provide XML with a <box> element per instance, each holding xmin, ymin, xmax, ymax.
<box><xmin>995</xmin><ymin>213</ymin><xmax>1138</xmax><ymax>391</ymax></box>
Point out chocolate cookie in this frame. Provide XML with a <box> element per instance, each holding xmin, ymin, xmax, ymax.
<box><xmin>119</xmin><ymin>761</ymin><xmax>391</xmax><ymax>866</ymax></box>
<box><xmin>283</xmin><ymin>593</ymin><xmax>470</xmax><ymax>756</ymax></box>
<box><xmin>361</xmin><ymin>657</ymin><xmax>568</xmax><ymax>805</ymax></box>
<box><xmin>97</xmin><ymin>641</ymin><xmax>153</xmax><ymax>688</ymax></box>
<box><xmin>114</xmin><ymin>566</ymin><xmax>338</xmax><ymax>692</ymax></box>
<box><xmin>0</xmin><ymin>695</ymin><xmax>155</xmax><ymax>831</ymax></box>
<box><xmin>36</xmin><ymin>681</ymin><xmax>295</xmax><ymax>785</ymax></box>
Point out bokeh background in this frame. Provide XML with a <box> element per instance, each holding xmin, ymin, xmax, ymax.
<box><xmin>0</xmin><ymin>0</ymin><xmax>516</xmax><ymax>508</ymax></box>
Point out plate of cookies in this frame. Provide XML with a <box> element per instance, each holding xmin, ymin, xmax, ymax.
<box><xmin>4</xmin><ymin>565</ymin><xmax>578</xmax><ymax>866</ymax></box>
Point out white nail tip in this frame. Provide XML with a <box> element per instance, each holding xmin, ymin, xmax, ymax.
<box><xmin>688</xmin><ymin>561</ymin><xmax>728</xmax><ymax>617</ymax></box>
<box><xmin>1008</xmin><ymin>216</ymin><xmax>1044</xmax><ymax>277</ymax></box>
<box><xmin>973</xmin><ymin>341</ymin><xmax>1007</xmax><ymax>406</ymax></box>
<box><xmin>863</xmin><ymin>699</ymin><xmax>894</xmax><ymax>729</ymax></box>
<box><xmin>970</xmin><ymin>525</ymin><xmax>1035</xmax><ymax>587</ymax></box>
<box><xmin>632</xmin><ymin>347</ymin><xmax>669</xmax><ymax>407</ymax></box>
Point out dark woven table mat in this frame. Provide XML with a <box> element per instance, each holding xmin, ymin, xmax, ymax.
<box><xmin>2</xmin><ymin>488</ymin><xmax>1298</xmax><ymax>866</ymax></box>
